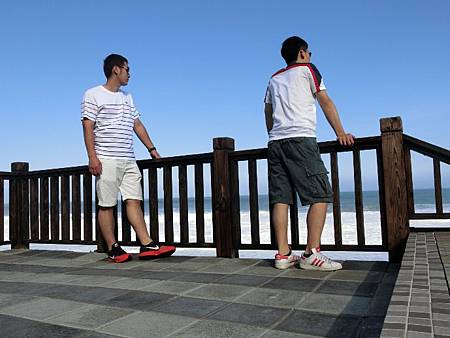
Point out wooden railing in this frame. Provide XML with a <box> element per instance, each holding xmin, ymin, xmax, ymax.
<box><xmin>226</xmin><ymin>136</ymin><xmax>386</xmax><ymax>255</ymax></box>
<box><xmin>403</xmin><ymin>134</ymin><xmax>450</xmax><ymax>223</ymax></box>
<box><xmin>1</xmin><ymin>117</ymin><xmax>448</xmax><ymax>262</ymax></box>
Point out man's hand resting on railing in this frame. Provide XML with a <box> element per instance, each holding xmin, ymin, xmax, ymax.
<box><xmin>337</xmin><ymin>133</ymin><xmax>355</xmax><ymax>146</ymax></box>
<box><xmin>89</xmin><ymin>157</ymin><xmax>102</xmax><ymax>176</ymax></box>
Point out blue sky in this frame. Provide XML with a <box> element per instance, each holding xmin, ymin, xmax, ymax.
<box><xmin>1</xmin><ymin>0</ymin><xmax>449</xmax><ymax>191</ymax></box>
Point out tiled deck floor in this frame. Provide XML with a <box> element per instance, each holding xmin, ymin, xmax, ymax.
<box><xmin>0</xmin><ymin>249</ymin><xmax>399</xmax><ymax>338</ymax></box>
<box><xmin>381</xmin><ymin>232</ymin><xmax>450</xmax><ymax>338</ymax></box>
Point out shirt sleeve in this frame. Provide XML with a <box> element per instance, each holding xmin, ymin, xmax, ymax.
<box><xmin>128</xmin><ymin>94</ymin><xmax>141</xmax><ymax>120</ymax></box>
<box><xmin>81</xmin><ymin>90</ymin><xmax>99</xmax><ymax>121</ymax></box>
<box><xmin>264</xmin><ymin>83</ymin><xmax>272</xmax><ymax>104</ymax></box>
<box><xmin>307</xmin><ymin>63</ymin><xmax>326</xmax><ymax>95</ymax></box>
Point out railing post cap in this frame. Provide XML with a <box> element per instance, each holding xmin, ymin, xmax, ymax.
<box><xmin>380</xmin><ymin>116</ymin><xmax>403</xmax><ymax>133</ymax></box>
<box><xmin>213</xmin><ymin>137</ymin><xmax>235</xmax><ymax>151</ymax></box>
<box><xmin>11</xmin><ymin>162</ymin><xmax>29</xmax><ymax>172</ymax></box>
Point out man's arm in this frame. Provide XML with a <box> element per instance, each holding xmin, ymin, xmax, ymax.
<box><xmin>82</xmin><ymin>118</ymin><xmax>102</xmax><ymax>176</ymax></box>
<box><xmin>264</xmin><ymin>103</ymin><xmax>274</xmax><ymax>133</ymax></box>
<box><xmin>316</xmin><ymin>90</ymin><xmax>355</xmax><ymax>146</ymax></box>
<box><xmin>134</xmin><ymin>118</ymin><xmax>160</xmax><ymax>159</ymax></box>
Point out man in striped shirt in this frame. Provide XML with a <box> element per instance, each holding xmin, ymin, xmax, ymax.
<box><xmin>82</xmin><ymin>54</ymin><xmax>175</xmax><ymax>263</ymax></box>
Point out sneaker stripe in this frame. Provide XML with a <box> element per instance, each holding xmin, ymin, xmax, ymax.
<box><xmin>318</xmin><ymin>260</ymin><xmax>325</xmax><ymax>267</ymax></box>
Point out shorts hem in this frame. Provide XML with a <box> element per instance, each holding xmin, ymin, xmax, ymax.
<box><xmin>97</xmin><ymin>202</ymin><xmax>118</xmax><ymax>208</ymax></box>
<box><xmin>269</xmin><ymin>199</ymin><xmax>294</xmax><ymax>206</ymax></box>
<box><xmin>122</xmin><ymin>196</ymin><xmax>143</xmax><ymax>202</ymax></box>
<box><xmin>300</xmin><ymin>197</ymin><xmax>333</xmax><ymax>206</ymax></box>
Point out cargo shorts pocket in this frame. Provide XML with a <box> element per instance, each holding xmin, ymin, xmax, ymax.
<box><xmin>304</xmin><ymin>160</ymin><xmax>332</xmax><ymax>197</ymax></box>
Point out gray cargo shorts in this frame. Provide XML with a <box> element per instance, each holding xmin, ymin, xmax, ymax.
<box><xmin>268</xmin><ymin>137</ymin><xmax>333</xmax><ymax>206</ymax></box>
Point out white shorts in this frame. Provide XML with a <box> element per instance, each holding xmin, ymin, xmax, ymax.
<box><xmin>96</xmin><ymin>158</ymin><xmax>143</xmax><ymax>207</ymax></box>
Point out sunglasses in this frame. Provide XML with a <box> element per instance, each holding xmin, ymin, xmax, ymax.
<box><xmin>119</xmin><ymin>66</ymin><xmax>130</xmax><ymax>73</ymax></box>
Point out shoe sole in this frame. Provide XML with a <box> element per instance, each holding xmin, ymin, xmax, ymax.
<box><xmin>299</xmin><ymin>263</ymin><xmax>342</xmax><ymax>271</ymax></box>
<box><xmin>108</xmin><ymin>253</ymin><xmax>132</xmax><ymax>263</ymax></box>
<box><xmin>274</xmin><ymin>261</ymin><xmax>297</xmax><ymax>270</ymax></box>
<box><xmin>139</xmin><ymin>247</ymin><xmax>176</xmax><ymax>260</ymax></box>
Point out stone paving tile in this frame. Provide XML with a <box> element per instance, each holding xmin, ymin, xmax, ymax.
<box><xmin>341</xmin><ymin>261</ymin><xmax>388</xmax><ymax>272</ymax></box>
<box><xmin>316</xmin><ymin>279</ymin><xmax>379</xmax><ymax>297</ymax></box>
<box><xmin>184</xmin><ymin>283</ymin><xmax>251</xmax><ymax>301</ymax></box>
<box><xmin>155</xmin><ymin>296</ymin><xmax>228</xmax><ymax>318</ymax></box>
<box><xmin>101</xmin><ymin>290</ymin><xmax>175</xmax><ymax>310</ymax></box>
<box><xmin>261</xmin><ymin>330</ymin><xmax>320</xmax><ymax>337</ymax></box>
<box><xmin>281</xmin><ymin>269</ymin><xmax>330</xmax><ymax>280</ymax></box>
<box><xmin>0</xmin><ymin>292</ymin><xmax>38</xmax><ymax>307</ymax></box>
<box><xmin>39</xmin><ymin>284</ymin><xmax>130</xmax><ymax>303</ymax></box>
<box><xmin>295</xmin><ymin>293</ymin><xmax>372</xmax><ymax>315</ymax></box>
<box><xmin>0</xmin><ymin>313</ymin><xmax>87</xmax><ymax>338</ymax></box>
<box><xmin>262</xmin><ymin>277</ymin><xmax>321</xmax><ymax>292</ymax></box>
<box><xmin>101</xmin><ymin>277</ymin><xmax>162</xmax><ymax>291</ymax></box>
<box><xmin>45</xmin><ymin>304</ymin><xmax>135</xmax><ymax>330</ymax></box>
<box><xmin>0</xmin><ymin>297</ymin><xmax>88</xmax><ymax>320</ymax></box>
<box><xmin>327</xmin><ymin>270</ymin><xmax>384</xmax><ymax>283</ymax></box>
<box><xmin>275</xmin><ymin>309</ymin><xmax>362</xmax><ymax>337</ymax></box>
<box><xmin>63</xmin><ymin>274</ymin><xmax>123</xmax><ymax>287</ymax></box>
<box><xmin>237</xmin><ymin>288</ymin><xmax>307</xmax><ymax>309</ymax></box>
<box><xmin>169</xmin><ymin>318</ymin><xmax>266</xmax><ymax>338</ymax></box>
<box><xmin>214</xmin><ymin>273</ymin><xmax>273</xmax><ymax>287</ymax></box>
<box><xmin>98</xmin><ymin>310</ymin><xmax>196</xmax><ymax>338</ymax></box>
<box><xmin>171</xmin><ymin>272</ymin><xmax>227</xmax><ymax>283</ymax></box>
<box><xmin>29</xmin><ymin>272</ymin><xmax>81</xmax><ymax>284</ymax></box>
<box><xmin>237</xmin><ymin>265</ymin><xmax>286</xmax><ymax>276</ymax></box>
<box><xmin>208</xmin><ymin>302</ymin><xmax>290</xmax><ymax>327</ymax></box>
<box><xmin>355</xmin><ymin>316</ymin><xmax>386</xmax><ymax>337</ymax></box>
<box><xmin>140</xmin><ymin>280</ymin><xmax>205</xmax><ymax>295</ymax></box>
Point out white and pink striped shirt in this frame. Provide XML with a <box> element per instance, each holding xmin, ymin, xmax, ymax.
<box><xmin>81</xmin><ymin>85</ymin><xmax>140</xmax><ymax>160</ymax></box>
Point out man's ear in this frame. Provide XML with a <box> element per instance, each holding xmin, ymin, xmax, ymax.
<box><xmin>112</xmin><ymin>65</ymin><xmax>119</xmax><ymax>76</ymax></box>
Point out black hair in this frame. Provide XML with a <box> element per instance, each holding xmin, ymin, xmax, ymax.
<box><xmin>103</xmin><ymin>54</ymin><xmax>128</xmax><ymax>78</ymax></box>
<box><xmin>281</xmin><ymin>36</ymin><xmax>308</xmax><ymax>64</ymax></box>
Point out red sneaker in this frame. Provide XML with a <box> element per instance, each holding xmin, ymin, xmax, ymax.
<box><xmin>108</xmin><ymin>243</ymin><xmax>132</xmax><ymax>263</ymax></box>
<box><xmin>138</xmin><ymin>241</ymin><xmax>176</xmax><ymax>260</ymax></box>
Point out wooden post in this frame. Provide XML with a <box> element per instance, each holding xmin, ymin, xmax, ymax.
<box><xmin>10</xmin><ymin>162</ymin><xmax>30</xmax><ymax>249</ymax></box>
<box><xmin>212</xmin><ymin>137</ymin><xmax>238</xmax><ymax>258</ymax></box>
<box><xmin>380</xmin><ymin>117</ymin><xmax>409</xmax><ymax>262</ymax></box>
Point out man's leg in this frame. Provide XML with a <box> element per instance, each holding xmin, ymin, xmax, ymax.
<box><xmin>125</xmin><ymin>199</ymin><xmax>152</xmax><ymax>245</ymax></box>
<box><xmin>305</xmin><ymin>202</ymin><xmax>328</xmax><ymax>253</ymax></box>
<box><xmin>272</xmin><ymin>203</ymin><xmax>290</xmax><ymax>255</ymax></box>
<box><xmin>98</xmin><ymin>207</ymin><xmax>117</xmax><ymax>251</ymax></box>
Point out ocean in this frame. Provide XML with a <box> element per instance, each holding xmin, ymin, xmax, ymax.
<box><xmin>1</xmin><ymin>188</ymin><xmax>449</xmax><ymax>260</ymax></box>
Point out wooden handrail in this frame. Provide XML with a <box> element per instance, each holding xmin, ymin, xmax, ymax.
<box><xmin>404</xmin><ymin>134</ymin><xmax>450</xmax><ymax>165</ymax></box>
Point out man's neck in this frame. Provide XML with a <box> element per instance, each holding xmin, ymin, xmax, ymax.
<box><xmin>103</xmin><ymin>79</ymin><xmax>121</xmax><ymax>93</ymax></box>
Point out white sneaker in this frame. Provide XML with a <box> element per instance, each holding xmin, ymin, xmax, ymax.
<box><xmin>299</xmin><ymin>247</ymin><xmax>342</xmax><ymax>271</ymax></box>
<box><xmin>274</xmin><ymin>249</ymin><xmax>301</xmax><ymax>269</ymax></box>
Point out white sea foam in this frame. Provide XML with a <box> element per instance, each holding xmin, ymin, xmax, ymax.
<box><xmin>1</xmin><ymin>208</ymin><xmax>449</xmax><ymax>260</ymax></box>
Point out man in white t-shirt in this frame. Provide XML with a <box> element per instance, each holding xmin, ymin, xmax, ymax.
<box><xmin>82</xmin><ymin>54</ymin><xmax>175</xmax><ymax>263</ymax></box>
<box><xmin>264</xmin><ymin>36</ymin><xmax>354</xmax><ymax>270</ymax></box>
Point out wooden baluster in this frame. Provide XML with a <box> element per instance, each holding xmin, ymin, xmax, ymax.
<box><xmin>0</xmin><ymin>178</ymin><xmax>3</xmax><ymax>243</ymax></box>
<box><xmin>353</xmin><ymin>150</ymin><xmax>365</xmax><ymax>247</ymax></box>
<box><xmin>61</xmin><ymin>175</ymin><xmax>70</xmax><ymax>240</ymax></box>
<box><xmin>30</xmin><ymin>178</ymin><xmax>39</xmax><ymax>241</ymax></box>
<box><xmin>149</xmin><ymin>167</ymin><xmax>159</xmax><ymax>242</ymax></box>
<box><xmin>164</xmin><ymin>166</ymin><xmax>174</xmax><ymax>243</ymax></box>
<box><xmin>72</xmin><ymin>174</ymin><xmax>81</xmax><ymax>241</ymax></box>
<box><xmin>330</xmin><ymin>152</ymin><xmax>342</xmax><ymax>246</ymax></box>
<box><xmin>195</xmin><ymin>163</ymin><xmax>205</xmax><ymax>244</ymax></box>
<box><xmin>248</xmin><ymin>159</ymin><xmax>260</xmax><ymax>245</ymax></box>
<box><xmin>83</xmin><ymin>174</ymin><xmax>93</xmax><ymax>242</ymax></box>
<box><xmin>433</xmin><ymin>159</ymin><xmax>443</xmax><ymax>214</ymax></box>
<box><xmin>179</xmin><ymin>164</ymin><xmax>188</xmax><ymax>244</ymax></box>
<box><xmin>50</xmin><ymin>176</ymin><xmax>59</xmax><ymax>241</ymax></box>
<box><xmin>40</xmin><ymin>177</ymin><xmax>49</xmax><ymax>240</ymax></box>
<box><xmin>230</xmin><ymin>159</ymin><xmax>241</xmax><ymax>248</ymax></box>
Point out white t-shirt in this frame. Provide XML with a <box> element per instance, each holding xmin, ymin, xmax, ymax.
<box><xmin>81</xmin><ymin>85</ymin><xmax>140</xmax><ymax>160</ymax></box>
<box><xmin>264</xmin><ymin>63</ymin><xmax>326</xmax><ymax>141</ymax></box>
